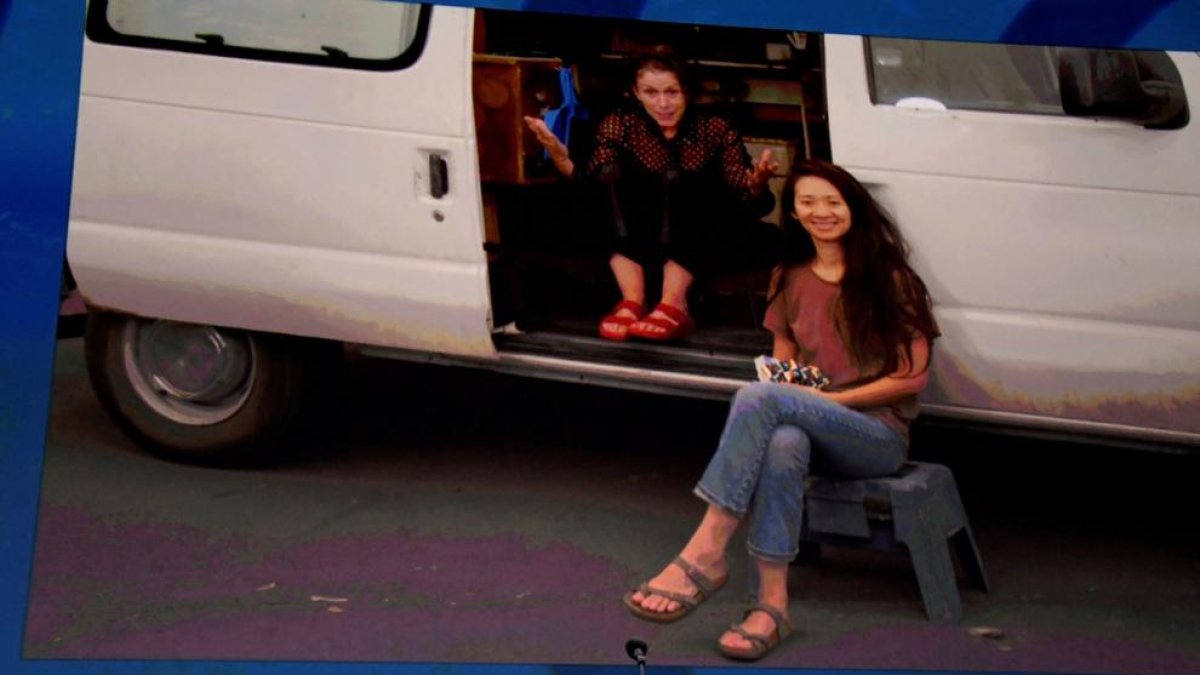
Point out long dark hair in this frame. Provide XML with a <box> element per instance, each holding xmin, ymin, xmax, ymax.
<box><xmin>777</xmin><ymin>159</ymin><xmax>939</xmax><ymax>377</ymax></box>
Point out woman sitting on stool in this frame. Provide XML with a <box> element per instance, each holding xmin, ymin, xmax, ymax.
<box><xmin>622</xmin><ymin>159</ymin><xmax>940</xmax><ymax>661</ymax></box>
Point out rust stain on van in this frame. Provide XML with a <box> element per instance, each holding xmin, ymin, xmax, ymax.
<box><xmin>928</xmin><ymin>354</ymin><xmax>1200</xmax><ymax>434</ymax></box>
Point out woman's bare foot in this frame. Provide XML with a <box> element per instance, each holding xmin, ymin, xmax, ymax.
<box><xmin>718</xmin><ymin>602</ymin><xmax>787</xmax><ymax>652</ymax></box>
<box><xmin>630</xmin><ymin>307</ymin><xmax>679</xmax><ymax>334</ymax></box>
<box><xmin>628</xmin><ymin>303</ymin><xmax>694</xmax><ymax>341</ymax></box>
<box><xmin>597</xmin><ymin>302</ymin><xmax>638</xmax><ymax>329</ymax></box>
<box><xmin>628</xmin><ymin>553</ymin><xmax>727</xmax><ymax>615</ymax></box>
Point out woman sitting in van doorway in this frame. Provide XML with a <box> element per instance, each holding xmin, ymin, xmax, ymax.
<box><xmin>621</xmin><ymin>159</ymin><xmax>940</xmax><ymax>660</ymax></box>
<box><xmin>524</xmin><ymin>51</ymin><xmax>779</xmax><ymax>341</ymax></box>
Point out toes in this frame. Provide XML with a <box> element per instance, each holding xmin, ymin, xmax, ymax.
<box><xmin>633</xmin><ymin>320</ymin><xmax>664</xmax><ymax>334</ymax></box>
<box><xmin>644</xmin><ymin>594</ymin><xmax>678</xmax><ymax>614</ymax></box>
<box><xmin>632</xmin><ymin>590</ymin><xmax>681</xmax><ymax>615</ymax></box>
<box><xmin>718</xmin><ymin>630</ymin><xmax>750</xmax><ymax>651</ymax></box>
<box><xmin>719</xmin><ymin>612</ymin><xmax>777</xmax><ymax>649</ymax></box>
<box><xmin>629</xmin><ymin>565</ymin><xmax>699</xmax><ymax>615</ymax></box>
<box><xmin>633</xmin><ymin>312</ymin><xmax>679</xmax><ymax>334</ymax></box>
<box><xmin>649</xmin><ymin>311</ymin><xmax>679</xmax><ymax>326</ymax></box>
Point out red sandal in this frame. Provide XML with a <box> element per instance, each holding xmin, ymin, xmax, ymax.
<box><xmin>599</xmin><ymin>300</ymin><xmax>645</xmax><ymax>341</ymax></box>
<box><xmin>629</xmin><ymin>303</ymin><xmax>695</xmax><ymax>342</ymax></box>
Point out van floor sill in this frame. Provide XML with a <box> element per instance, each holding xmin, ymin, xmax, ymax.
<box><xmin>492</xmin><ymin>328</ymin><xmax>764</xmax><ymax>381</ymax></box>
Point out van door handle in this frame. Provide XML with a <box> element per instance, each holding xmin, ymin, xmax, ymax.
<box><xmin>429</xmin><ymin>154</ymin><xmax>449</xmax><ymax>199</ymax></box>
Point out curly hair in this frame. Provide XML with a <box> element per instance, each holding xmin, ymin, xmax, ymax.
<box><xmin>776</xmin><ymin>159</ymin><xmax>940</xmax><ymax>377</ymax></box>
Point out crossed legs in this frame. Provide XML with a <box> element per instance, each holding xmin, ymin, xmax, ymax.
<box><xmin>627</xmin><ymin>383</ymin><xmax>908</xmax><ymax>654</ymax></box>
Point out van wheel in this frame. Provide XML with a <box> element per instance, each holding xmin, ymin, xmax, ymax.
<box><xmin>85</xmin><ymin>311</ymin><xmax>316</xmax><ymax>467</ymax></box>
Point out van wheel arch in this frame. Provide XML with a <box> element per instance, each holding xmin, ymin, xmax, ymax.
<box><xmin>84</xmin><ymin>311</ymin><xmax>339</xmax><ymax>467</ymax></box>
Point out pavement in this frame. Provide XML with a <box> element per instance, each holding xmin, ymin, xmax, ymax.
<box><xmin>21</xmin><ymin>319</ymin><xmax>1200</xmax><ymax>673</ymax></box>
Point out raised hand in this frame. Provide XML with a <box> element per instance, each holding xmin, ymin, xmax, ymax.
<box><xmin>746</xmin><ymin>148</ymin><xmax>779</xmax><ymax>194</ymax></box>
<box><xmin>523</xmin><ymin>115</ymin><xmax>574</xmax><ymax>177</ymax></box>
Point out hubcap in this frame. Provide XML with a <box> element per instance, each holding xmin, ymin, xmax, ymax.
<box><xmin>122</xmin><ymin>319</ymin><xmax>256</xmax><ymax>426</ymax></box>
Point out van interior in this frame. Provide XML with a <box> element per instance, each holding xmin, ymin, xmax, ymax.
<box><xmin>472</xmin><ymin>8</ymin><xmax>828</xmax><ymax>379</ymax></box>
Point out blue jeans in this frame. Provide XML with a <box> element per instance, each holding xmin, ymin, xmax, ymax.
<box><xmin>694</xmin><ymin>382</ymin><xmax>908</xmax><ymax>563</ymax></box>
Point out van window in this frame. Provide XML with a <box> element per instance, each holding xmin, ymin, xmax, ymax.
<box><xmin>87</xmin><ymin>0</ymin><xmax>429</xmax><ymax>71</ymax></box>
<box><xmin>867</xmin><ymin>38</ymin><xmax>1065</xmax><ymax>114</ymax></box>
<box><xmin>868</xmin><ymin>38</ymin><xmax>1187</xmax><ymax>119</ymax></box>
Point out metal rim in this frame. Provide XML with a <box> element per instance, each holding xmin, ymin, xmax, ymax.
<box><xmin>121</xmin><ymin>318</ymin><xmax>257</xmax><ymax>426</ymax></box>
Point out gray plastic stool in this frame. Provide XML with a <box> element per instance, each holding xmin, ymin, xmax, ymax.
<box><xmin>797</xmin><ymin>461</ymin><xmax>989</xmax><ymax>623</ymax></box>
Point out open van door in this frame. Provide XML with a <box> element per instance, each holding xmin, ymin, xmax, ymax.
<box><xmin>70</xmin><ymin>2</ymin><xmax>492</xmax><ymax>357</ymax></box>
<box><xmin>68</xmin><ymin>2</ymin><xmax>492</xmax><ymax>464</ymax></box>
<box><xmin>823</xmin><ymin>35</ymin><xmax>1200</xmax><ymax>446</ymax></box>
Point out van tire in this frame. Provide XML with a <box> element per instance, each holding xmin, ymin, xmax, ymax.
<box><xmin>84</xmin><ymin>311</ymin><xmax>322</xmax><ymax>467</ymax></box>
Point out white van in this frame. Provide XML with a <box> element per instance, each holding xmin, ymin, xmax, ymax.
<box><xmin>67</xmin><ymin>0</ymin><xmax>1200</xmax><ymax>464</ymax></box>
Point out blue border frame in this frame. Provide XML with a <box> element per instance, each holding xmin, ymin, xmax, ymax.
<box><xmin>445</xmin><ymin>0</ymin><xmax>1200</xmax><ymax>51</ymax></box>
<box><xmin>0</xmin><ymin>0</ymin><xmax>86</xmax><ymax>669</ymax></box>
<box><xmin>2</xmin><ymin>1</ymin><xmax>1198</xmax><ymax>674</ymax></box>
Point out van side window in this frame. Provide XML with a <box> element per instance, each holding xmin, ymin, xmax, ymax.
<box><xmin>88</xmin><ymin>0</ymin><xmax>429</xmax><ymax>71</ymax></box>
<box><xmin>868</xmin><ymin>38</ymin><xmax>1064</xmax><ymax>114</ymax></box>
<box><xmin>865</xmin><ymin>37</ymin><xmax>1187</xmax><ymax>127</ymax></box>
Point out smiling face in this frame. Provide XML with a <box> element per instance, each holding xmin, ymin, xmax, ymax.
<box><xmin>633</xmin><ymin>67</ymin><xmax>686</xmax><ymax>137</ymax></box>
<box><xmin>792</xmin><ymin>176</ymin><xmax>852</xmax><ymax>243</ymax></box>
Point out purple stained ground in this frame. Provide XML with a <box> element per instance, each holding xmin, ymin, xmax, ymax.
<box><xmin>26</xmin><ymin>337</ymin><xmax>1200</xmax><ymax>671</ymax></box>
<box><xmin>26</xmin><ymin>505</ymin><xmax>643</xmax><ymax>662</ymax></box>
<box><xmin>25</xmin><ymin>504</ymin><xmax>1200</xmax><ymax>672</ymax></box>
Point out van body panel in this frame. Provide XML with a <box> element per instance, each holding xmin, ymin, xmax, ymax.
<box><xmin>850</xmin><ymin>169</ymin><xmax>1200</xmax><ymax>330</ymax></box>
<box><xmin>69</xmin><ymin>5</ymin><xmax>496</xmax><ymax>356</ymax></box>
<box><xmin>930</xmin><ymin>309</ymin><xmax>1200</xmax><ymax>436</ymax></box>
<box><xmin>78</xmin><ymin>6</ymin><xmax>464</xmax><ymax>138</ymax></box>
<box><xmin>71</xmin><ymin>221</ymin><xmax>489</xmax><ymax>354</ymax></box>
<box><xmin>825</xmin><ymin>37</ymin><xmax>1200</xmax><ymax>194</ymax></box>
<box><xmin>70</xmin><ymin>98</ymin><xmax>481</xmax><ymax>261</ymax></box>
<box><xmin>824</xmin><ymin>35</ymin><xmax>1200</xmax><ymax>440</ymax></box>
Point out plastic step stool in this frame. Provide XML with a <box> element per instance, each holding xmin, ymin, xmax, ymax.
<box><xmin>797</xmin><ymin>461</ymin><xmax>989</xmax><ymax>623</ymax></box>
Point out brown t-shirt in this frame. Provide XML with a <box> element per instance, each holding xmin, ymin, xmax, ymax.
<box><xmin>763</xmin><ymin>264</ymin><xmax>919</xmax><ymax>441</ymax></box>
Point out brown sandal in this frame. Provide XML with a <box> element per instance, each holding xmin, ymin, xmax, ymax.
<box><xmin>622</xmin><ymin>555</ymin><xmax>728</xmax><ymax>623</ymax></box>
<box><xmin>599</xmin><ymin>300</ymin><xmax>645</xmax><ymax>341</ymax></box>
<box><xmin>717</xmin><ymin>603</ymin><xmax>794</xmax><ymax>661</ymax></box>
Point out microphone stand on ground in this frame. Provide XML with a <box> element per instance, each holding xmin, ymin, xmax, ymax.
<box><xmin>625</xmin><ymin>638</ymin><xmax>648</xmax><ymax>675</ymax></box>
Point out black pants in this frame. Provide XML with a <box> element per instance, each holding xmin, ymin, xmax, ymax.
<box><xmin>604</xmin><ymin>172</ymin><xmax>781</xmax><ymax>279</ymax></box>
<box><xmin>613</xmin><ymin>217</ymin><xmax>781</xmax><ymax>279</ymax></box>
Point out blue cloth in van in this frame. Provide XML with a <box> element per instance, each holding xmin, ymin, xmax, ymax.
<box><xmin>543</xmin><ymin>66</ymin><xmax>589</xmax><ymax>160</ymax></box>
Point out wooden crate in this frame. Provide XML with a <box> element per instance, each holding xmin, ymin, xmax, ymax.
<box><xmin>473</xmin><ymin>54</ymin><xmax>563</xmax><ymax>184</ymax></box>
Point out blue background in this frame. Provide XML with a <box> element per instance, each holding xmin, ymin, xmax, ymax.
<box><xmin>1</xmin><ymin>0</ymin><xmax>1197</xmax><ymax>674</ymax></box>
<box><xmin>463</xmin><ymin>0</ymin><xmax>1200</xmax><ymax>50</ymax></box>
